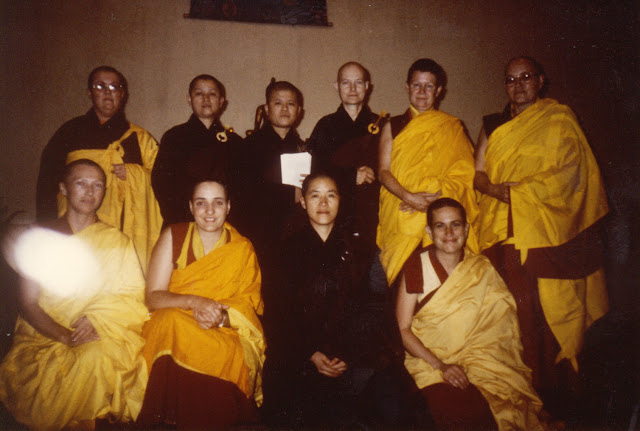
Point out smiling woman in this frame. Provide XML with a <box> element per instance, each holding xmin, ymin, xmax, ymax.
<box><xmin>261</xmin><ymin>171</ymin><xmax>412</xmax><ymax>429</ymax></box>
<box><xmin>139</xmin><ymin>178</ymin><xmax>264</xmax><ymax>429</ymax></box>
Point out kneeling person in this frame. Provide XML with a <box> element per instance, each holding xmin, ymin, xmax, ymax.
<box><xmin>0</xmin><ymin>159</ymin><xmax>149</xmax><ymax>430</ymax></box>
<box><xmin>396</xmin><ymin>198</ymin><xmax>543</xmax><ymax>430</ymax></box>
<box><xmin>138</xmin><ymin>179</ymin><xmax>264</xmax><ymax>429</ymax></box>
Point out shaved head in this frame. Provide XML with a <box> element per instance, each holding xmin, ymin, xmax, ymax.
<box><xmin>337</xmin><ymin>61</ymin><xmax>370</xmax><ymax>83</ymax></box>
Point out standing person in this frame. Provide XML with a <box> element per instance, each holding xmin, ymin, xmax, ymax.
<box><xmin>377</xmin><ymin>58</ymin><xmax>479</xmax><ymax>284</ymax></box>
<box><xmin>2</xmin><ymin>159</ymin><xmax>149</xmax><ymax>430</ymax></box>
<box><xmin>396</xmin><ymin>198</ymin><xmax>543</xmax><ymax>431</ymax></box>
<box><xmin>261</xmin><ymin>172</ymin><xmax>409</xmax><ymax>430</ymax></box>
<box><xmin>138</xmin><ymin>179</ymin><xmax>264</xmax><ymax>430</ymax></box>
<box><xmin>308</xmin><ymin>61</ymin><xmax>383</xmax><ymax>249</ymax></box>
<box><xmin>152</xmin><ymin>74</ymin><xmax>241</xmax><ymax>226</ymax></box>
<box><xmin>36</xmin><ymin>66</ymin><xmax>162</xmax><ymax>269</ymax></box>
<box><xmin>232</xmin><ymin>79</ymin><xmax>305</xmax><ymax>274</ymax></box>
<box><xmin>474</xmin><ymin>56</ymin><xmax>609</xmax><ymax>417</ymax></box>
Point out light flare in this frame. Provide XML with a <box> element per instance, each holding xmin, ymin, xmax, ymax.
<box><xmin>13</xmin><ymin>228</ymin><xmax>102</xmax><ymax>297</ymax></box>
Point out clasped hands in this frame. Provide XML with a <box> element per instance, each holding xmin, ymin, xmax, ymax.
<box><xmin>310</xmin><ymin>351</ymin><xmax>348</xmax><ymax>378</ymax></box>
<box><xmin>191</xmin><ymin>296</ymin><xmax>229</xmax><ymax>329</ymax></box>
<box><xmin>63</xmin><ymin>315</ymin><xmax>100</xmax><ymax>347</ymax></box>
<box><xmin>356</xmin><ymin>166</ymin><xmax>375</xmax><ymax>185</ymax></box>
<box><xmin>399</xmin><ymin>190</ymin><xmax>442</xmax><ymax>213</ymax></box>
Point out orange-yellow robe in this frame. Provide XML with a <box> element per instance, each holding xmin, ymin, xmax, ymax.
<box><xmin>476</xmin><ymin>98</ymin><xmax>609</xmax><ymax>369</ymax></box>
<box><xmin>142</xmin><ymin>222</ymin><xmax>265</xmax><ymax>405</ymax></box>
<box><xmin>58</xmin><ymin>124</ymin><xmax>163</xmax><ymax>271</ymax></box>
<box><xmin>0</xmin><ymin>221</ymin><xmax>149</xmax><ymax>431</ymax></box>
<box><xmin>404</xmin><ymin>249</ymin><xmax>543</xmax><ymax>431</ymax></box>
<box><xmin>377</xmin><ymin>108</ymin><xmax>479</xmax><ymax>284</ymax></box>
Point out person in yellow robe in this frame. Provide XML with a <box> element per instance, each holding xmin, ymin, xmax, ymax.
<box><xmin>138</xmin><ymin>179</ymin><xmax>264</xmax><ymax>430</ymax></box>
<box><xmin>0</xmin><ymin>159</ymin><xmax>149</xmax><ymax>431</ymax></box>
<box><xmin>396</xmin><ymin>198</ymin><xmax>543</xmax><ymax>431</ymax></box>
<box><xmin>37</xmin><ymin>66</ymin><xmax>163</xmax><ymax>270</ymax></box>
<box><xmin>378</xmin><ymin>58</ymin><xmax>479</xmax><ymax>285</ymax></box>
<box><xmin>474</xmin><ymin>56</ymin><xmax>609</xmax><ymax>417</ymax></box>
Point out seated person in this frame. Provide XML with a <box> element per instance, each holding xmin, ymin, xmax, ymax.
<box><xmin>138</xmin><ymin>179</ymin><xmax>265</xmax><ymax>430</ymax></box>
<box><xmin>261</xmin><ymin>172</ymin><xmax>410</xmax><ymax>429</ymax></box>
<box><xmin>0</xmin><ymin>159</ymin><xmax>149</xmax><ymax>430</ymax></box>
<box><xmin>396</xmin><ymin>197</ymin><xmax>543</xmax><ymax>430</ymax></box>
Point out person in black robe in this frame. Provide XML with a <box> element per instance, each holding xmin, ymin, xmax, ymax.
<box><xmin>308</xmin><ymin>62</ymin><xmax>385</xmax><ymax>249</ymax></box>
<box><xmin>232</xmin><ymin>79</ymin><xmax>306</xmax><ymax>278</ymax></box>
<box><xmin>152</xmin><ymin>74</ymin><xmax>241</xmax><ymax>226</ymax></box>
<box><xmin>261</xmin><ymin>172</ymin><xmax>422</xmax><ymax>430</ymax></box>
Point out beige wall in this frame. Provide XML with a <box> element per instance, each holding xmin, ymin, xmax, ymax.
<box><xmin>0</xmin><ymin>0</ymin><xmax>636</xmax><ymax>221</ymax></box>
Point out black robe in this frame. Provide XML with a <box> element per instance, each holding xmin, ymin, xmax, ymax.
<box><xmin>232</xmin><ymin>125</ymin><xmax>305</xmax><ymax>264</ymax></box>
<box><xmin>308</xmin><ymin>105</ymin><xmax>382</xmax><ymax>249</ymax></box>
<box><xmin>152</xmin><ymin>114</ymin><xmax>241</xmax><ymax>226</ymax></box>
<box><xmin>261</xmin><ymin>222</ymin><xmax>410</xmax><ymax>428</ymax></box>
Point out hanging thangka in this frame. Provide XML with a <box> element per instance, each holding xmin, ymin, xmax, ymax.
<box><xmin>187</xmin><ymin>0</ymin><xmax>330</xmax><ymax>26</ymax></box>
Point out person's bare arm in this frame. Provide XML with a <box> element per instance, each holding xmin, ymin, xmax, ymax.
<box><xmin>19</xmin><ymin>277</ymin><xmax>77</xmax><ymax>346</ymax></box>
<box><xmin>378</xmin><ymin>123</ymin><xmax>440</xmax><ymax>212</ymax></box>
<box><xmin>474</xmin><ymin>126</ymin><xmax>517</xmax><ymax>203</ymax></box>
<box><xmin>396</xmin><ymin>273</ymin><xmax>469</xmax><ymax>389</ymax></box>
<box><xmin>146</xmin><ymin>227</ymin><xmax>228</xmax><ymax>328</ymax></box>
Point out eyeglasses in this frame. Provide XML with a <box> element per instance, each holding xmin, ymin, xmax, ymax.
<box><xmin>504</xmin><ymin>72</ymin><xmax>539</xmax><ymax>86</ymax></box>
<box><xmin>91</xmin><ymin>82</ymin><xmax>122</xmax><ymax>92</ymax></box>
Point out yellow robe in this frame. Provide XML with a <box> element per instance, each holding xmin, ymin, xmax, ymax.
<box><xmin>477</xmin><ymin>98</ymin><xmax>609</xmax><ymax>368</ymax></box>
<box><xmin>405</xmin><ymin>250</ymin><xmax>543</xmax><ymax>431</ymax></box>
<box><xmin>0</xmin><ymin>222</ymin><xmax>149</xmax><ymax>431</ymax></box>
<box><xmin>377</xmin><ymin>109</ymin><xmax>479</xmax><ymax>284</ymax></box>
<box><xmin>142</xmin><ymin>222</ymin><xmax>265</xmax><ymax>405</ymax></box>
<box><xmin>58</xmin><ymin>123</ymin><xmax>163</xmax><ymax>271</ymax></box>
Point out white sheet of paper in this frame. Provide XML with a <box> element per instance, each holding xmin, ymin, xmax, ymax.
<box><xmin>280</xmin><ymin>152</ymin><xmax>311</xmax><ymax>187</ymax></box>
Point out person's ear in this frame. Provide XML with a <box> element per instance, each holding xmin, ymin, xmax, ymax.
<box><xmin>435</xmin><ymin>86</ymin><xmax>443</xmax><ymax>99</ymax></box>
<box><xmin>425</xmin><ymin>225</ymin><xmax>433</xmax><ymax>241</ymax></box>
<box><xmin>365</xmin><ymin>81</ymin><xmax>370</xmax><ymax>91</ymax></box>
<box><xmin>226</xmin><ymin>200</ymin><xmax>231</xmax><ymax>215</ymax></box>
<box><xmin>300</xmin><ymin>196</ymin><xmax>307</xmax><ymax>210</ymax></box>
<box><xmin>263</xmin><ymin>103</ymin><xmax>270</xmax><ymax>117</ymax></box>
<box><xmin>333</xmin><ymin>81</ymin><xmax>339</xmax><ymax>93</ymax></box>
<box><xmin>59</xmin><ymin>182</ymin><xmax>68</xmax><ymax>197</ymax></box>
<box><xmin>464</xmin><ymin>222</ymin><xmax>470</xmax><ymax>237</ymax></box>
<box><xmin>188</xmin><ymin>200</ymin><xmax>194</xmax><ymax>215</ymax></box>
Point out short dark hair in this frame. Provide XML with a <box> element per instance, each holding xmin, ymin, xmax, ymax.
<box><xmin>336</xmin><ymin>61</ymin><xmax>370</xmax><ymax>83</ymax></box>
<box><xmin>190</xmin><ymin>178</ymin><xmax>230</xmax><ymax>201</ymax></box>
<box><xmin>189</xmin><ymin>74</ymin><xmax>226</xmax><ymax>99</ymax></box>
<box><xmin>265</xmin><ymin>78</ymin><xmax>303</xmax><ymax>107</ymax></box>
<box><xmin>504</xmin><ymin>56</ymin><xmax>549</xmax><ymax>97</ymax></box>
<box><xmin>407</xmin><ymin>58</ymin><xmax>447</xmax><ymax>89</ymax></box>
<box><xmin>62</xmin><ymin>159</ymin><xmax>106</xmax><ymax>184</ymax></box>
<box><xmin>301</xmin><ymin>171</ymin><xmax>340</xmax><ymax>197</ymax></box>
<box><xmin>88</xmin><ymin>66</ymin><xmax>127</xmax><ymax>94</ymax></box>
<box><xmin>426</xmin><ymin>198</ymin><xmax>467</xmax><ymax>228</ymax></box>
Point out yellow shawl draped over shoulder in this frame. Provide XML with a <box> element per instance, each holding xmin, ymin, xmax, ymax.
<box><xmin>0</xmin><ymin>222</ymin><xmax>149</xmax><ymax>431</ymax></box>
<box><xmin>477</xmin><ymin>98</ymin><xmax>608</xmax><ymax>252</ymax></box>
<box><xmin>58</xmin><ymin>123</ymin><xmax>163</xmax><ymax>271</ymax></box>
<box><xmin>378</xmin><ymin>109</ymin><xmax>479</xmax><ymax>284</ymax></box>
<box><xmin>476</xmin><ymin>99</ymin><xmax>609</xmax><ymax>368</ymax></box>
<box><xmin>405</xmin><ymin>251</ymin><xmax>543</xmax><ymax>431</ymax></box>
<box><xmin>142</xmin><ymin>222</ymin><xmax>265</xmax><ymax>404</ymax></box>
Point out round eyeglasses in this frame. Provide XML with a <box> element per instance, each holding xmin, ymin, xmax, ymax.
<box><xmin>91</xmin><ymin>82</ymin><xmax>123</xmax><ymax>92</ymax></box>
<box><xmin>504</xmin><ymin>73</ymin><xmax>539</xmax><ymax>86</ymax></box>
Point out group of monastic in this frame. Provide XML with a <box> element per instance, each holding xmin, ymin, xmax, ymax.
<box><xmin>0</xmin><ymin>56</ymin><xmax>609</xmax><ymax>431</ymax></box>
